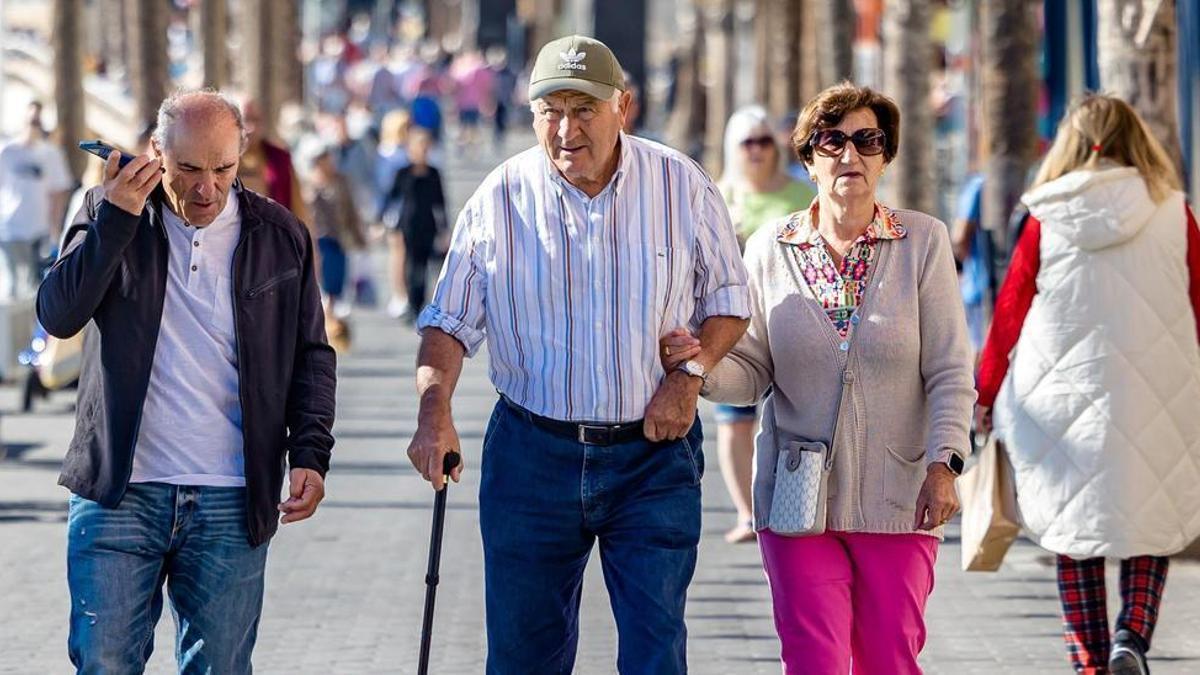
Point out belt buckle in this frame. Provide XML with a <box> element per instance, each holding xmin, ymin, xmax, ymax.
<box><xmin>577</xmin><ymin>424</ymin><xmax>610</xmax><ymax>446</ymax></box>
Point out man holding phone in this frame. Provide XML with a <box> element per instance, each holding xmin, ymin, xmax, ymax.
<box><xmin>37</xmin><ymin>89</ymin><xmax>336</xmax><ymax>673</ymax></box>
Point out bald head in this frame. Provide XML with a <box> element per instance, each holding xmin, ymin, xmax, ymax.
<box><xmin>150</xmin><ymin>89</ymin><xmax>245</xmax><ymax>227</ymax></box>
<box><xmin>152</xmin><ymin>89</ymin><xmax>246</xmax><ymax>153</ymax></box>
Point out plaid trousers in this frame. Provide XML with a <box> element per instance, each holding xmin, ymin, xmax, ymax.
<box><xmin>1056</xmin><ymin>554</ymin><xmax>1169</xmax><ymax>673</ymax></box>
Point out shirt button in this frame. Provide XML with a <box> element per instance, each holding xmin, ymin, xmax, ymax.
<box><xmin>839</xmin><ymin>341</ymin><xmax>850</xmax><ymax>352</ymax></box>
<box><xmin>191</xmin><ymin>265</ymin><xmax>198</xmax><ymax>272</ymax></box>
<box><xmin>193</xmin><ymin>241</ymin><xmax>199</xmax><ymax>247</ymax></box>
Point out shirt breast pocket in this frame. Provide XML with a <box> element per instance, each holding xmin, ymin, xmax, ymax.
<box><xmin>655</xmin><ymin>246</ymin><xmax>690</xmax><ymax>331</ymax></box>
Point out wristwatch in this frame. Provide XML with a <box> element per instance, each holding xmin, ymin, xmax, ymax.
<box><xmin>675</xmin><ymin>359</ymin><xmax>707</xmax><ymax>382</ymax></box>
<box><xmin>941</xmin><ymin>451</ymin><xmax>966</xmax><ymax>476</ymax></box>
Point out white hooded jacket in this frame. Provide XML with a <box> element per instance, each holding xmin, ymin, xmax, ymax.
<box><xmin>994</xmin><ymin>166</ymin><xmax>1200</xmax><ymax>558</ymax></box>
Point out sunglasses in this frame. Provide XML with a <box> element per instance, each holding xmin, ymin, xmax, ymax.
<box><xmin>808</xmin><ymin>128</ymin><xmax>887</xmax><ymax>158</ymax></box>
<box><xmin>740</xmin><ymin>136</ymin><xmax>775</xmax><ymax>149</ymax></box>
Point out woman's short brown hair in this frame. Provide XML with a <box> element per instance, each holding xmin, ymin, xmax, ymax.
<box><xmin>791</xmin><ymin>82</ymin><xmax>901</xmax><ymax>164</ymax></box>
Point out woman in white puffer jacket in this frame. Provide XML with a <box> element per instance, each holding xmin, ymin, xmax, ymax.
<box><xmin>976</xmin><ymin>94</ymin><xmax>1200</xmax><ymax>675</ymax></box>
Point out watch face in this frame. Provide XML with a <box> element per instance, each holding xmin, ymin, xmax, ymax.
<box><xmin>948</xmin><ymin>453</ymin><xmax>965</xmax><ymax>475</ymax></box>
<box><xmin>685</xmin><ymin>361</ymin><xmax>704</xmax><ymax>377</ymax></box>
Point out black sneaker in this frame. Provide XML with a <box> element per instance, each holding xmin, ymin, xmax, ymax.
<box><xmin>1109</xmin><ymin>629</ymin><xmax>1150</xmax><ymax>675</ymax></box>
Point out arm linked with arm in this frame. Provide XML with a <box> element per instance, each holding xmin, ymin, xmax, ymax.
<box><xmin>692</xmin><ymin>190</ymin><xmax>772</xmax><ymax>405</ymax></box>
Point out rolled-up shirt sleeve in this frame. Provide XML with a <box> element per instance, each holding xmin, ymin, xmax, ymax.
<box><xmin>417</xmin><ymin>204</ymin><xmax>488</xmax><ymax>356</ymax></box>
<box><xmin>691</xmin><ymin>184</ymin><xmax>751</xmax><ymax>323</ymax></box>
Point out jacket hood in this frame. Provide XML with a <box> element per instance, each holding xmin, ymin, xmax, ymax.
<box><xmin>1021</xmin><ymin>166</ymin><xmax>1156</xmax><ymax>251</ymax></box>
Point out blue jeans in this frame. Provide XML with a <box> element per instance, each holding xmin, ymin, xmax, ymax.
<box><xmin>66</xmin><ymin>483</ymin><xmax>269</xmax><ymax>674</ymax></box>
<box><xmin>479</xmin><ymin>400</ymin><xmax>704</xmax><ymax>674</ymax></box>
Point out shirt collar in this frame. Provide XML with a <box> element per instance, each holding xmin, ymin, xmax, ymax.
<box><xmin>777</xmin><ymin>199</ymin><xmax>907</xmax><ymax>248</ymax></box>
<box><xmin>545</xmin><ymin>132</ymin><xmax>632</xmax><ymax>200</ymax></box>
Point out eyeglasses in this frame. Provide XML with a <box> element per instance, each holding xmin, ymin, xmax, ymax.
<box><xmin>740</xmin><ymin>136</ymin><xmax>775</xmax><ymax>150</ymax></box>
<box><xmin>808</xmin><ymin>128</ymin><xmax>887</xmax><ymax>158</ymax></box>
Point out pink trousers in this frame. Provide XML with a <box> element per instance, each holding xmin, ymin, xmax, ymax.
<box><xmin>759</xmin><ymin>530</ymin><xmax>938</xmax><ymax>675</ymax></box>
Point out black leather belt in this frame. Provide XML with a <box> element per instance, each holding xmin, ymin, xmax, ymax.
<box><xmin>501</xmin><ymin>397</ymin><xmax>645</xmax><ymax>446</ymax></box>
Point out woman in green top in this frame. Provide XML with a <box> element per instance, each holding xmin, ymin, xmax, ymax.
<box><xmin>713</xmin><ymin>105</ymin><xmax>816</xmax><ymax>543</ymax></box>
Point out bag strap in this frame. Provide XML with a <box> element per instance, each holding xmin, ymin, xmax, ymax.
<box><xmin>778</xmin><ymin>237</ymin><xmax>852</xmax><ymax>470</ymax></box>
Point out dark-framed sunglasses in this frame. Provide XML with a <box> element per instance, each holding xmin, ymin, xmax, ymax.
<box><xmin>740</xmin><ymin>135</ymin><xmax>775</xmax><ymax>150</ymax></box>
<box><xmin>808</xmin><ymin>128</ymin><xmax>887</xmax><ymax>158</ymax></box>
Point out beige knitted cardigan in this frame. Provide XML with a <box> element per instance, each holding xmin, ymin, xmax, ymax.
<box><xmin>702</xmin><ymin>208</ymin><xmax>976</xmax><ymax>536</ymax></box>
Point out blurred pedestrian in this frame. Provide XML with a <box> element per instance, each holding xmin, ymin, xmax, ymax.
<box><xmin>322</xmin><ymin>111</ymin><xmax>378</xmax><ymax>224</ymax></box>
<box><xmin>365</xmin><ymin>42</ymin><xmax>405</xmax><ymax>119</ymax></box>
<box><xmin>407</xmin><ymin>35</ymin><xmax>750</xmax><ymax>673</ymax></box>
<box><xmin>487</xmin><ymin>46</ymin><xmax>518</xmax><ymax>149</ymax></box>
<box><xmin>0</xmin><ymin>101</ymin><xmax>73</xmax><ymax>298</ymax></box>
<box><xmin>376</xmin><ymin>108</ymin><xmax>413</xmax><ymax>318</ymax></box>
<box><xmin>950</xmin><ymin>172</ymin><xmax>997</xmax><ymax>352</ymax></box>
<box><xmin>238</xmin><ymin>97</ymin><xmax>309</xmax><ymax>224</ymax></box>
<box><xmin>407</xmin><ymin>44</ymin><xmax>446</xmax><ymax>142</ymax></box>
<box><xmin>306</xmin><ymin>145</ymin><xmax>367</xmax><ymax>349</ymax></box>
<box><xmin>662</xmin><ymin>83</ymin><xmax>973</xmax><ymax>674</ymax></box>
<box><xmin>39</xmin><ymin>90</ymin><xmax>335</xmax><ymax>673</ymax></box>
<box><xmin>711</xmin><ymin>105</ymin><xmax>816</xmax><ymax>545</ymax></box>
<box><xmin>450</xmin><ymin>50</ymin><xmax>493</xmax><ymax>155</ymax></box>
<box><xmin>379</xmin><ymin>129</ymin><xmax>444</xmax><ymax>323</ymax></box>
<box><xmin>975</xmin><ymin>94</ymin><xmax>1200</xmax><ymax>675</ymax></box>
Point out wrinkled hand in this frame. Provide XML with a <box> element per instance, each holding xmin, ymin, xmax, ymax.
<box><xmin>407</xmin><ymin>407</ymin><xmax>464</xmax><ymax>491</ymax></box>
<box><xmin>659</xmin><ymin>327</ymin><xmax>701</xmax><ymax>371</ymax></box>
<box><xmin>102</xmin><ymin>152</ymin><xmax>161</xmax><ymax>216</ymax></box>
<box><xmin>973</xmin><ymin>405</ymin><xmax>993</xmax><ymax>437</ymax></box>
<box><xmin>643</xmin><ymin>371</ymin><xmax>701</xmax><ymax>442</ymax></box>
<box><xmin>914</xmin><ymin>463</ymin><xmax>960</xmax><ymax>531</ymax></box>
<box><xmin>279</xmin><ymin>468</ymin><xmax>326</xmax><ymax>524</ymax></box>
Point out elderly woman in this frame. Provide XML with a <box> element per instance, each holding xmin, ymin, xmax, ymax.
<box><xmin>714</xmin><ymin>105</ymin><xmax>816</xmax><ymax>544</ymax></box>
<box><xmin>976</xmin><ymin>94</ymin><xmax>1200</xmax><ymax>675</ymax></box>
<box><xmin>663</xmin><ymin>83</ymin><xmax>974</xmax><ymax>673</ymax></box>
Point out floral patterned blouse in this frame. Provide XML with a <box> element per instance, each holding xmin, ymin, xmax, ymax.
<box><xmin>777</xmin><ymin>201</ymin><xmax>908</xmax><ymax>338</ymax></box>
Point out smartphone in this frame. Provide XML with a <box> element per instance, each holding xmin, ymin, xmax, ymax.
<box><xmin>78</xmin><ymin>140</ymin><xmax>136</xmax><ymax>168</ymax></box>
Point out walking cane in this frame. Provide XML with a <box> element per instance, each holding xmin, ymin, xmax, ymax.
<box><xmin>418</xmin><ymin>451</ymin><xmax>460</xmax><ymax>675</ymax></box>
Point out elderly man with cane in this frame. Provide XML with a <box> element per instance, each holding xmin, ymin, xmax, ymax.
<box><xmin>407</xmin><ymin>35</ymin><xmax>750</xmax><ymax>674</ymax></box>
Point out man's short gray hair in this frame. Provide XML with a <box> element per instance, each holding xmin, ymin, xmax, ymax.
<box><xmin>152</xmin><ymin>88</ymin><xmax>247</xmax><ymax>152</ymax></box>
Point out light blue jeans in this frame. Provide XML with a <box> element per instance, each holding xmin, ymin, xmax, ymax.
<box><xmin>66</xmin><ymin>483</ymin><xmax>269</xmax><ymax>674</ymax></box>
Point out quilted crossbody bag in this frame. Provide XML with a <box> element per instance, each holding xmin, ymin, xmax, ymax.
<box><xmin>766</xmin><ymin>375</ymin><xmax>847</xmax><ymax>536</ymax></box>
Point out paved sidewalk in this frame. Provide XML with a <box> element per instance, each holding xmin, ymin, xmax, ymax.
<box><xmin>3</xmin><ymin>133</ymin><xmax>1200</xmax><ymax>673</ymax></box>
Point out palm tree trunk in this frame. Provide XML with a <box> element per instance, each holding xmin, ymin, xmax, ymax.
<box><xmin>799</xmin><ymin>0</ymin><xmax>822</xmax><ymax>105</ymax></box>
<box><xmin>665</xmin><ymin>4</ymin><xmax>706</xmax><ymax>160</ymax></box>
<box><xmin>53</xmin><ymin>0</ymin><xmax>86</xmax><ymax>181</ymax></box>
<box><xmin>125</xmin><ymin>0</ymin><xmax>168</xmax><ymax>131</ymax></box>
<box><xmin>980</xmin><ymin>0</ymin><xmax>1039</xmax><ymax>255</ymax></box>
<box><xmin>882</xmin><ymin>0</ymin><xmax>933</xmax><ymax>213</ymax></box>
<box><xmin>814</xmin><ymin>0</ymin><xmax>856</xmax><ymax>87</ymax></box>
<box><xmin>1097</xmin><ymin>0</ymin><xmax>1183</xmax><ymax>174</ymax></box>
<box><xmin>701</xmin><ymin>0</ymin><xmax>736</xmax><ymax>174</ymax></box>
<box><xmin>757</xmin><ymin>0</ymin><xmax>803</xmax><ymax>121</ymax></box>
<box><xmin>200</xmin><ymin>0</ymin><xmax>228</xmax><ymax>89</ymax></box>
<box><xmin>99</xmin><ymin>0</ymin><xmax>126</xmax><ymax>81</ymax></box>
<box><xmin>274</xmin><ymin>0</ymin><xmax>304</xmax><ymax>110</ymax></box>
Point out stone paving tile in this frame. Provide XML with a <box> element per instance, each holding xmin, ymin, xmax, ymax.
<box><xmin>3</xmin><ymin>135</ymin><xmax>1200</xmax><ymax>674</ymax></box>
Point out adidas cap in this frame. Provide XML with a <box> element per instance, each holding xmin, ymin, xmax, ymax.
<box><xmin>528</xmin><ymin>35</ymin><xmax>626</xmax><ymax>102</ymax></box>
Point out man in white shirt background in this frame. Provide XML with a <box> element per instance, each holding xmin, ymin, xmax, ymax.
<box><xmin>0</xmin><ymin>100</ymin><xmax>73</xmax><ymax>299</ymax></box>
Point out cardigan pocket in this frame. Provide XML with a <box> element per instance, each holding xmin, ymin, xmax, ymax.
<box><xmin>883</xmin><ymin>444</ymin><xmax>924</xmax><ymax>510</ymax></box>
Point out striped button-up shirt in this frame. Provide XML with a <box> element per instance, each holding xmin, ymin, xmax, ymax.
<box><xmin>418</xmin><ymin>133</ymin><xmax>750</xmax><ymax>423</ymax></box>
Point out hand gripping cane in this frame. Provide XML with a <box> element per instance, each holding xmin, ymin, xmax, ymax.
<box><xmin>418</xmin><ymin>451</ymin><xmax>460</xmax><ymax>675</ymax></box>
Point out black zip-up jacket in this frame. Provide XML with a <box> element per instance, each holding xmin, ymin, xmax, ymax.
<box><xmin>37</xmin><ymin>183</ymin><xmax>336</xmax><ymax>546</ymax></box>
